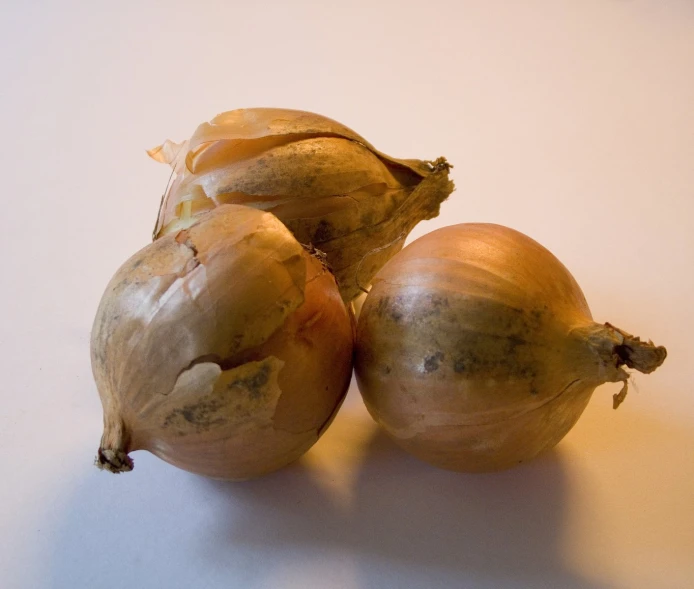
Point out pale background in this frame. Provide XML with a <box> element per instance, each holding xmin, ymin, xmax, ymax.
<box><xmin>1</xmin><ymin>1</ymin><xmax>693</xmax><ymax>588</ymax></box>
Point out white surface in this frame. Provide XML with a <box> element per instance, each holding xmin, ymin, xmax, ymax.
<box><xmin>2</xmin><ymin>1</ymin><xmax>693</xmax><ymax>588</ymax></box>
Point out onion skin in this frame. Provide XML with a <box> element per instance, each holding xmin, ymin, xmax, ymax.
<box><xmin>355</xmin><ymin>224</ymin><xmax>667</xmax><ymax>472</ymax></box>
<box><xmin>91</xmin><ymin>205</ymin><xmax>353</xmax><ymax>480</ymax></box>
<box><xmin>148</xmin><ymin>107</ymin><xmax>454</xmax><ymax>302</ymax></box>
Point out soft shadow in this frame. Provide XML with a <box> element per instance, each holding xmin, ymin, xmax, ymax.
<box><xmin>349</xmin><ymin>430</ymin><xmax>594</xmax><ymax>588</ymax></box>
<box><xmin>200</xmin><ymin>406</ymin><xmax>369</xmax><ymax>566</ymax></box>
<box><xmin>205</xmin><ymin>399</ymin><xmax>599</xmax><ymax>588</ymax></box>
<box><xmin>44</xmin><ymin>394</ymin><xmax>693</xmax><ymax>588</ymax></box>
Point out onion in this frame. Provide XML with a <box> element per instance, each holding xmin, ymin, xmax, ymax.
<box><xmin>355</xmin><ymin>223</ymin><xmax>667</xmax><ymax>472</ymax></box>
<box><xmin>148</xmin><ymin>107</ymin><xmax>454</xmax><ymax>302</ymax></box>
<box><xmin>92</xmin><ymin>205</ymin><xmax>353</xmax><ymax>480</ymax></box>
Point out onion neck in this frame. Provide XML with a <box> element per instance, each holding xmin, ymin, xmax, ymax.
<box><xmin>96</xmin><ymin>417</ymin><xmax>134</xmax><ymax>473</ymax></box>
<box><xmin>571</xmin><ymin>321</ymin><xmax>667</xmax><ymax>409</ymax></box>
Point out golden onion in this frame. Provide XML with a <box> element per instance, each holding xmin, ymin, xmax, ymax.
<box><xmin>149</xmin><ymin>107</ymin><xmax>454</xmax><ymax>302</ymax></box>
<box><xmin>355</xmin><ymin>223</ymin><xmax>667</xmax><ymax>472</ymax></box>
<box><xmin>92</xmin><ymin>205</ymin><xmax>353</xmax><ymax>479</ymax></box>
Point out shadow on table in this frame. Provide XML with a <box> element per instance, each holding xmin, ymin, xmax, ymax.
<box><xmin>44</xmin><ymin>390</ymin><xmax>694</xmax><ymax>588</ymax></box>
<box><xmin>206</xmin><ymin>407</ymin><xmax>597</xmax><ymax>588</ymax></box>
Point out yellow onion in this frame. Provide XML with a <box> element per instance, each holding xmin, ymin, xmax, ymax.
<box><xmin>92</xmin><ymin>205</ymin><xmax>353</xmax><ymax>480</ymax></box>
<box><xmin>355</xmin><ymin>224</ymin><xmax>667</xmax><ymax>472</ymax></box>
<box><xmin>148</xmin><ymin>107</ymin><xmax>454</xmax><ymax>302</ymax></box>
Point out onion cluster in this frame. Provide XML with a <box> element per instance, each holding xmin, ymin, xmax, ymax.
<box><xmin>91</xmin><ymin>107</ymin><xmax>666</xmax><ymax>479</ymax></box>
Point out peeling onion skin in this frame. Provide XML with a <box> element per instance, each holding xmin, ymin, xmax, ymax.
<box><xmin>355</xmin><ymin>224</ymin><xmax>667</xmax><ymax>472</ymax></box>
<box><xmin>91</xmin><ymin>204</ymin><xmax>354</xmax><ymax>480</ymax></box>
<box><xmin>149</xmin><ymin>107</ymin><xmax>454</xmax><ymax>302</ymax></box>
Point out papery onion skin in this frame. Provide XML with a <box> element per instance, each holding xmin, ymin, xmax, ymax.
<box><xmin>148</xmin><ymin>107</ymin><xmax>454</xmax><ymax>302</ymax></box>
<box><xmin>355</xmin><ymin>224</ymin><xmax>667</xmax><ymax>472</ymax></box>
<box><xmin>91</xmin><ymin>205</ymin><xmax>354</xmax><ymax>480</ymax></box>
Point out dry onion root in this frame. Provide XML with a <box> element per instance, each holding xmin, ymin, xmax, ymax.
<box><xmin>148</xmin><ymin>107</ymin><xmax>454</xmax><ymax>302</ymax></box>
<box><xmin>355</xmin><ymin>223</ymin><xmax>667</xmax><ymax>472</ymax></box>
<box><xmin>91</xmin><ymin>205</ymin><xmax>353</xmax><ymax>480</ymax></box>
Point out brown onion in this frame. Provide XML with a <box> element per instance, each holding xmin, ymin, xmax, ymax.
<box><xmin>92</xmin><ymin>205</ymin><xmax>353</xmax><ymax>480</ymax></box>
<box><xmin>148</xmin><ymin>107</ymin><xmax>454</xmax><ymax>302</ymax></box>
<box><xmin>355</xmin><ymin>223</ymin><xmax>667</xmax><ymax>472</ymax></box>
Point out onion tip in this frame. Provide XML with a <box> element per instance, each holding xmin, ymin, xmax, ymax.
<box><xmin>95</xmin><ymin>447</ymin><xmax>134</xmax><ymax>474</ymax></box>
<box><xmin>607</xmin><ymin>322</ymin><xmax>668</xmax><ymax>375</ymax></box>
